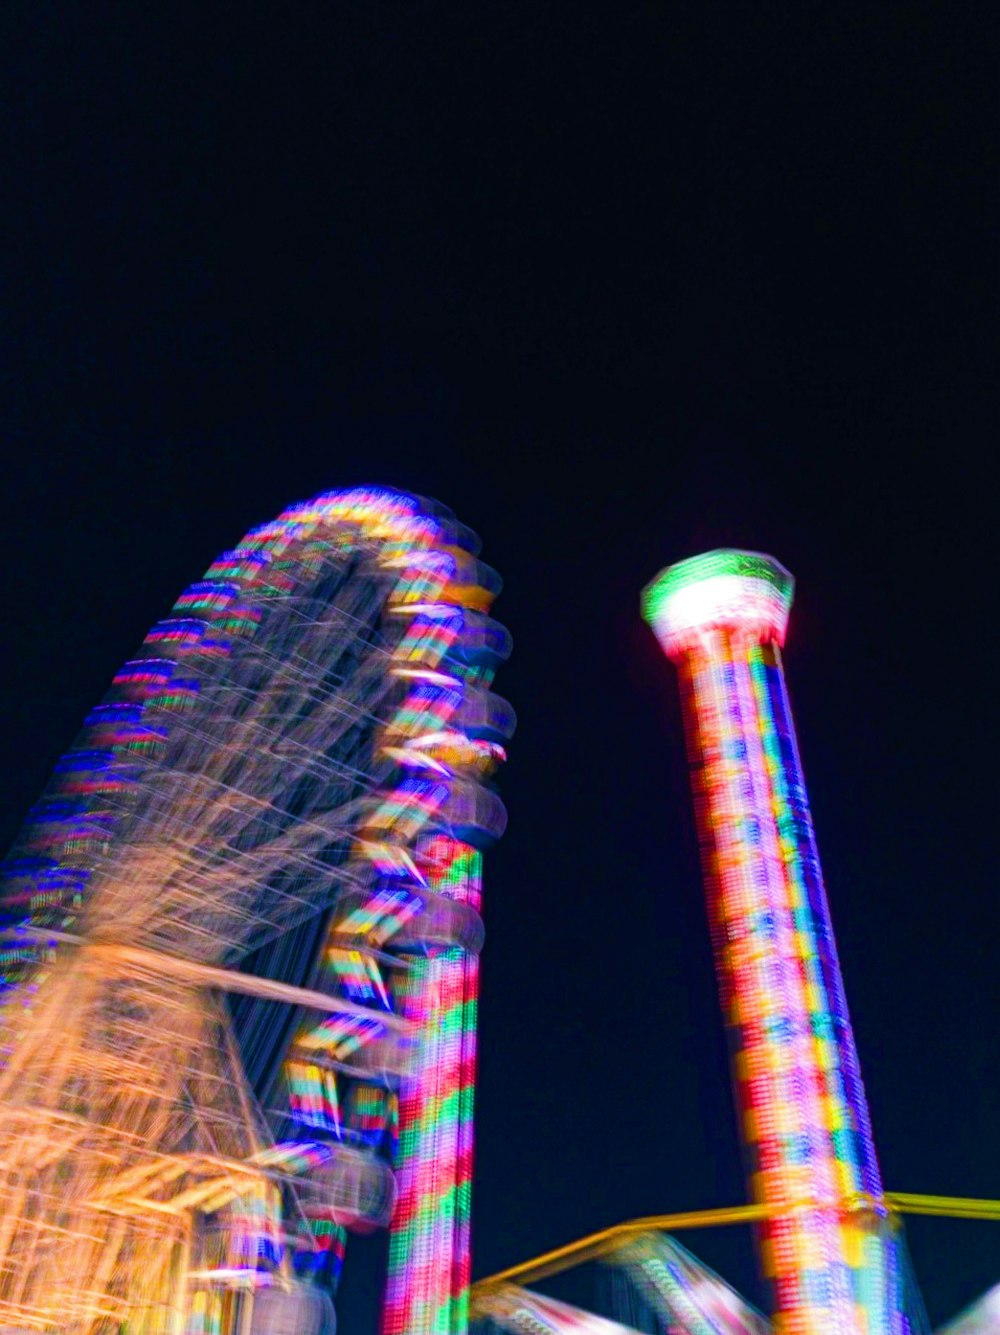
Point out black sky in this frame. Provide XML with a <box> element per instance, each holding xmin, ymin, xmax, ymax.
<box><xmin>2</xmin><ymin>4</ymin><xmax>997</xmax><ymax>1329</ymax></box>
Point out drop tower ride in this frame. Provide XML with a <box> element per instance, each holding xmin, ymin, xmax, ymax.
<box><xmin>643</xmin><ymin>551</ymin><xmax>902</xmax><ymax>1334</ymax></box>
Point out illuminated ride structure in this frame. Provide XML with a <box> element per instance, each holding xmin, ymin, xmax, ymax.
<box><xmin>0</xmin><ymin>487</ymin><xmax>513</xmax><ymax>1334</ymax></box>
<box><xmin>642</xmin><ymin>551</ymin><xmax>901</xmax><ymax>1332</ymax></box>
<box><xmin>470</xmin><ymin>551</ymin><xmax>998</xmax><ymax>1335</ymax></box>
<box><xmin>3</xmin><ymin>518</ymin><xmax>997</xmax><ymax>1335</ymax></box>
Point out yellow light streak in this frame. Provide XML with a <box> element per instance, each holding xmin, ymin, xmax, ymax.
<box><xmin>469</xmin><ymin>1193</ymin><xmax>1000</xmax><ymax>1299</ymax></box>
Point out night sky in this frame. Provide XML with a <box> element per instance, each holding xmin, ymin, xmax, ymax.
<box><xmin>2</xmin><ymin>5</ymin><xmax>997</xmax><ymax>1329</ymax></box>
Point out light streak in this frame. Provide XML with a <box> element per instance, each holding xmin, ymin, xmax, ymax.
<box><xmin>0</xmin><ymin>486</ymin><xmax>510</xmax><ymax>1334</ymax></box>
<box><xmin>643</xmin><ymin>549</ymin><xmax>905</xmax><ymax>1334</ymax></box>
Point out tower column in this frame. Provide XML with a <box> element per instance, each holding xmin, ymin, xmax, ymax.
<box><xmin>643</xmin><ymin>551</ymin><xmax>893</xmax><ymax>1334</ymax></box>
<box><xmin>382</xmin><ymin>837</ymin><xmax>484</xmax><ymax>1335</ymax></box>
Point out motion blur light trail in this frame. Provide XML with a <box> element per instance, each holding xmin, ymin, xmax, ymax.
<box><xmin>478</xmin><ymin>1288</ymin><xmax>643</xmax><ymax>1334</ymax></box>
<box><xmin>0</xmin><ymin>487</ymin><xmax>511</xmax><ymax>1334</ymax></box>
<box><xmin>2</xmin><ymin>516</ymin><xmax>996</xmax><ymax>1335</ymax></box>
<box><xmin>612</xmin><ymin>1233</ymin><xmax>771</xmax><ymax>1333</ymax></box>
<box><xmin>642</xmin><ymin>551</ymin><xmax>907</xmax><ymax>1332</ymax></box>
<box><xmin>472</xmin><ymin>549</ymin><xmax>996</xmax><ymax>1335</ymax></box>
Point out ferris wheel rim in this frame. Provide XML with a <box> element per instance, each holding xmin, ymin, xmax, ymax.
<box><xmin>0</xmin><ymin>483</ymin><xmax>511</xmax><ymax>1332</ymax></box>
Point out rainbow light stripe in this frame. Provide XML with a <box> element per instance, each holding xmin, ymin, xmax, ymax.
<box><xmin>365</xmin><ymin>546</ymin><xmax>504</xmax><ymax>1335</ymax></box>
<box><xmin>643</xmin><ymin>551</ymin><xmax>901</xmax><ymax>1334</ymax></box>
<box><xmin>275</xmin><ymin>497</ymin><xmax>509</xmax><ymax>1332</ymax></box>
<box><xmin>382</xmin><ymin>838</ymin><xmax>482</xmax><ymax>1335</ymax></box>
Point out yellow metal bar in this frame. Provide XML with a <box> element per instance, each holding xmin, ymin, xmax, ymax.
<box><xmin>886</xmin><ymin>1191</ymin><xmax>1000</xmax><ymax>1220</ymax></box>
<box><xmin>470</xmin><ymin>1203</ymin><xmax>772</xmax><ymax>1294</ymax></box>
<box><xmin>470</xmin><ymin>1192</ymin><xmax>1000</xmax><ymax>1299</ymax></box>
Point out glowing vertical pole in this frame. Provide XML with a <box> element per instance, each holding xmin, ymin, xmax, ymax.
<box><xmin>382</xmin><ymin>837</ymin><xmax>484</xmax><ymax>1335</ymax></box>
<box><xmin>642</xmin><ymin>551</ymin><xmax>890</xmax><ymax>1334</ymax></box>
<box><xmin>379</xmin><ymin>573</ymin><xmax>509</xmax><ymax>1335</ymax></box>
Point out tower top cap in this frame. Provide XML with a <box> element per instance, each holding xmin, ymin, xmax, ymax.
<box><xmin>641</xmin><ymin>549</ymin><xmax>794</xmax><ymax>657</ymax></box>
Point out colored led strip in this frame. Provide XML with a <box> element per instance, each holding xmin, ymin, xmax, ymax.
<box><xmin>278</xmin><ymin>512</ymin><xmax>509</xmax><ymax>1333</ymax></box>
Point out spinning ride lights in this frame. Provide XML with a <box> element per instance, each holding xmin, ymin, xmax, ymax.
<box><xmin>478</xmin><ymin>1245</ymin><xmax>769</xmax><ymax>1335</ymax></box>
<box><xmin>0</xmin><ymin>487</ymin><xmax>512</xmax><ymax>1335</ymax></box>
<box><xmin>613</xmin><ymin>1234</ymin><xmax>771</xmax><ymax>1335</ymax></box>
<box><xmin>642</xmin><ymin>551</ymin><xmax>903</xmax><ymax>1334</ymax></box>
<box><xmin>477</xmin><ymin>1289</ymin><xmax>643</xmax><ymax>1335</ymax></box>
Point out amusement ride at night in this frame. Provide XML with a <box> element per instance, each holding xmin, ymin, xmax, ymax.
<box><xmin>0</xmin><ymin>489</ymin><xmax>996</xmax><ymax>1334</ymax></box>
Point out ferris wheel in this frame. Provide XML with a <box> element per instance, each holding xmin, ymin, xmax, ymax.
<box><xmin>0</xmin><ymin>486</ymin><xmax>513</xmax><ymax>1335</ymax></box>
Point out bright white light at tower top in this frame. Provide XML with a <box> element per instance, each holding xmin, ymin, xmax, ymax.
<box><xmin>641</xmin><ymin>549</ymin><xmax>794</xmax><ymax>656</ymax></box>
